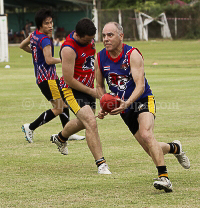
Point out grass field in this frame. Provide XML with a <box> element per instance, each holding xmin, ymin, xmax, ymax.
<box><xmin>0</xmin><ymin>40</ymin><xmax>200</xmax><ymax>208</ymax></box>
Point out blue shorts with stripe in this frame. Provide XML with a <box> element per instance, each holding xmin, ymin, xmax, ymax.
<box><xmin>120</xmin><ymin>95</ymin><xmax>156</xmax><ymax>135</ymax></box>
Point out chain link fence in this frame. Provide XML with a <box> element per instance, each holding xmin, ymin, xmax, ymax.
<box><xmin>97</xmin><ymin>6</ymin><xmax>200</xmax><ymax>41</ymax></box>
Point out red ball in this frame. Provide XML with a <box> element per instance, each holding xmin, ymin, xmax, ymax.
<box><xmin>100</xmin><ymin>93</ymin><xmax>120</xmax><ymax>112</ymax></box>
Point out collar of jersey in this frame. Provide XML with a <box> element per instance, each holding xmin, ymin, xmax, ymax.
<box><xmin>70</xmin><ymin>31</ymin><xmax>88</xmax><ymax>47</ymax></box>
<box><xmin>36</xmin><ymin>30</ymin><xmax>47</xmax><ymax>36</ymax></box>
<box><xmin>106</xmin><ymin>43</ymin><xmax>125</xmax><ymax>63</ymax></box>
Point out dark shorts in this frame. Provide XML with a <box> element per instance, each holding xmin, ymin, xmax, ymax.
<box><xmin>120</xmin><ymin>95</ymin><xmax>156</xmax><ymax>135</ymax></box>
<box><xmin>38</xmin><ymin>79</ymin><xmax>62</xmax><ymax>101</ymax></box>
<box><xmin>61</xmin><ymin>88</ymin><xmax>96</xmax><ymax>115</ymax></box>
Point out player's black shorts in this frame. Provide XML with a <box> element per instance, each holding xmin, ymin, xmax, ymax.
<box><xmin>61</xmin><ymin>88</ymin><xmax>96</xmax><ymax>115</ymax></box>
<box><xmin>38</xmin><ymin>79</ymin><xmax>62</xmax><ymax>101</ymax></box>
<box><xmin>120</xmin><ymin>95</ymin><xmax>156</xmax><ymax>135</ymax></box>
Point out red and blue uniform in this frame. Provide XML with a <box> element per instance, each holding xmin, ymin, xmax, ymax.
<box><xmin>97</xmin><ymin>43</ymin><xmax>153</xmax><ymax>113</ymax></box>
<box><xmin>59</xmin><ymin>31</ymin><xmax>96</xmax><ymax>89</ymax></box>
<box><xmin>30</xmin><ymin>30</ymin><xmax>58</xmax><ymax>84</ymax></box>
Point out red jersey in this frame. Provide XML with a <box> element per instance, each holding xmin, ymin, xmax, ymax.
<box><xmin>59</xmin><ymin>31</ymin><xmax>96</xmax><ymax>89</ymax></box>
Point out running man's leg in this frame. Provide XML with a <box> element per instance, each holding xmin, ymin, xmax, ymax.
<box><xmin>51</xmin><ymin>88</ymin><xmax>111</xmax><ymax>174</ymax></box>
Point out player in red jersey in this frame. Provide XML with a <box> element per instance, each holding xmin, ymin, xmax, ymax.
<box><xmin>20</xmin><ymin>8</ymin><xmax>84</xmax><ymax>144</ymax></box>
<box><xmin>51</xmin><ymin>18</ymin><xmax>111</xmax><ymax>174</ymax></box>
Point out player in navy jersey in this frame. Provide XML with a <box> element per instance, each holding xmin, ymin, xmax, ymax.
<box><xmin>20</xmin><ymin>8</ymin><xmax>84</xmax><ymax>144</ymax></box>
<box><xmin>51</xmin><ymin>18</ymin><xmax>111</xmax><ymax>174</ymax></box>
<box><xmin>96</xmin><ymin>22</ymin><xmax>190</xmax><ymax>191</ymax></box>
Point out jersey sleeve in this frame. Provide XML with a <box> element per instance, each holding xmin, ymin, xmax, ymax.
<box><xmin>128</xmin><ymin>48</ymin><xmax>143</xmax><ymax>63</ymax></box>
<box><xmin>41</xmin><ymin>37</ymin><xmax>51</xmax><ymax>49</ymax></box>
<box><xmin>60</xmin><ymin>40</ymin><xmax>78</xmax><ymax>59</ymax></box>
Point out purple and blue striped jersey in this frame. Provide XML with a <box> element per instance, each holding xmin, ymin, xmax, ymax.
<box><xmin>97</xmin><ymin>44</ymin><xmax>153</xmax><ymax>113</ymax></box>
<box><xmin>30</xmin><ymin>30</ymin><xmax>58</xmax><ymax>84</ymax></box>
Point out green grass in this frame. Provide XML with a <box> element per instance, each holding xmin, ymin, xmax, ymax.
<box><xmin>0</xmin><ymin>40</ymin><xmax>200</xmax><ymax>208</ymax></box>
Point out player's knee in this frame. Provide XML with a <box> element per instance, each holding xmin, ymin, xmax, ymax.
<box><xmin>77</xmin><ymin>105</ymin><xmax>97</xmax><ymax>130</ymax></box>
<box><xmin>139</xmin><ymin>129</ymin><xmax>153</xmax><ymax>145</ymax></box>
<box><xmin>82</xmin><ymin>112</ymin><xmax>97</xmax><ymax>130</ymax></box>
<box><xmin>87</xmin><ymin>118</ymin><xmax>97</xmax><ymax>130</ymax></box>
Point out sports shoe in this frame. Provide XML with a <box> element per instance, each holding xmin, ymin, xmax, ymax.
<box><xmin>50</xmin><ymin>134</ymin><xmax>68</xmax><ymax>155</ymax></box>
<box><xmin>22</xmin><ymin>124</ymin><xmax>33</xmax><ymax>143</ymax></box>
<box><xmin>98</xmin><ymin>163</ymin><xmax>112</xmax><ymax>174</ymax></box>
<box><xmin>68</xmin><ymin>134</ymin><xmax>85</xmax><ymax>141</ymax></box>
<box><xmin>173</xmin><ymin>140</ymin><xmax>190</xmax><ymax>169</ymax></box>
<box><xmin>153</xmin><ymin>177</ymin><xmax>173</xmax><ymax>192</ymax></box>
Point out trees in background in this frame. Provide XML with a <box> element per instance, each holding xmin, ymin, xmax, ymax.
<box><xmin>99</xmin><ymin>0</ymin><xmax>200</xmax><ymax>39</ymax></box>
<box><xmin>101</xmin><ymin>0</ymin><xmax>195</xmax><ymax>9</ymax></box>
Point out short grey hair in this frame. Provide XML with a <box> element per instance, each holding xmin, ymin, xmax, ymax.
<box><xmin>105</xmin><ymin>22</ymin><xmax>123</xmax><ymax>34</ymax></box>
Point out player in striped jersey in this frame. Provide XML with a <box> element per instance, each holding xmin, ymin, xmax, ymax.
<box><xmin>96</xmin><ymin>22</ymin><xmax>190</xmax><ymax>191</ymax></box>
<box><xmin>20</xmin><ymin>8</ymin><xmax>84</xmax><ymax>144</ymax></box>
<box><xmin>51</xmin><ymin>18</ymin><xmax>111</xmax><ymax>174</ymax></box>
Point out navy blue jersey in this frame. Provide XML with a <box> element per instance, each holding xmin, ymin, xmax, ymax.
<box><xmin>97</xmin><ymin>44</ymin><xmax>153</xmax><ymax>113</ymax></box>
<box><xmin>30</xmin><ymin>30</ymin><xmax>58</xmax><ymax>84</ymax></box>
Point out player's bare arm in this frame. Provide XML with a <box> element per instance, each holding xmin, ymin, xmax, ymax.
<box><xmin>43</xmin><ymin>45</ymin><xmax>61</xmax><ymax>65</ymax></box>
<box><xmin>95</xmin><ymin>57</ymin><xmax>108</xmax><ymax>119</ymax></box>
<box><xmin>95</xmin><ymin>57</ymin><xmax>106</xmax><ymax>99</ymax></box>
<box><xmin>19</xmin><ymin>35</ymin><xmax>32</xmax><ymax>53</ymax></box>
<box><xmin>125</xmin><ymin>49</ymin><xmax>145</xmax><ymax>106</ymax></box>
<box><xmin>61</xmin><ymin>47</ymin><xmax>97</xmax><ymax>98</ymax></box>
<box><xmin>110</xmin><ymin>49</ymin><xmax>145</xmax><ymax>115</ymax></box>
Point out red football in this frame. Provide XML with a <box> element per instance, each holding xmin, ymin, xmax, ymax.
<box><xmin>100</xmin><ymin>93</ymin><xmax>120</xmax><ymax>112</ymax></box>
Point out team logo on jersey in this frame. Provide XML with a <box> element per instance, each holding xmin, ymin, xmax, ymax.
<box><xmin>82</xmin><ymin>55</ymin><xmax>95</xmax><ymax>71</ymax></box>
<box><xmin>81</xmin><ymin>53</ymin><xmax>86</xmax><ymax>57</ymax></box>
<box><xmin>120</xmin><ymin>63</ymin><xmax>129</xmax><ymax>70</ymax></box>
<box><xmin>108</xmin><ymin>72</ymin><xmax>131</xmax><ymax>91</ymax></box>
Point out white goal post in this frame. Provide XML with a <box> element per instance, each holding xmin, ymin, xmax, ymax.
<box><xmin>0</xmin><ymin>0</ymin><xmax>9</xmax><ymax>62</ymax></box>
<box><xmin>135</xmin><ymin>12</ymin><xmax>172</xmax><ymax>41</ymax></box>
<box><xmin>0</xmin><ymin>15</ymin><xmax>9</xmax><ymax>62</ymax></box>
<box><xmin>92</xmin><ymin>0</ymin><xmax>98</xmax><ymax>42</ymax></box>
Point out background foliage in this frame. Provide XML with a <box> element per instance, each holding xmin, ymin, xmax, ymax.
<box><xmin>99</xmin><ymin>1</ymin><xmax>200</xmax><ymax>39</ymax></box>
<box><xmin>101</xmin><ymin>0</ymin><xmax>195</xmax><ymax>9</ymax></box>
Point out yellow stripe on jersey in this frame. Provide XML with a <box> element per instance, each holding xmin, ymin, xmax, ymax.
<box><xmin>62</xmin><ymin>88</ymin><xmax>81</xmax><ymax>114</ymax></box>
<box><xmin>148</xmin><ymin>95</ymin><xmax>156</xmax><ymax>116</ymax></box>
<box><xmin>48</xmin><ymin>80</ymin><xmax>61</xmax><ymax>100</ymax></box>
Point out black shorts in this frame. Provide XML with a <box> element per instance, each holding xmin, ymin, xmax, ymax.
<box><xmin>38</xmin><ymin>79</ymin><xmax>62</xmax><ymax>101</ymax></box>
<box><xmin>120</xmin><ymin>95</ymin><xmax>156</xmax><ymax>135</ymax></box>
<box><xmin>61</xmin><ymin>88</ymin><xmax>96</xmax><ymax>115</ymax></box>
